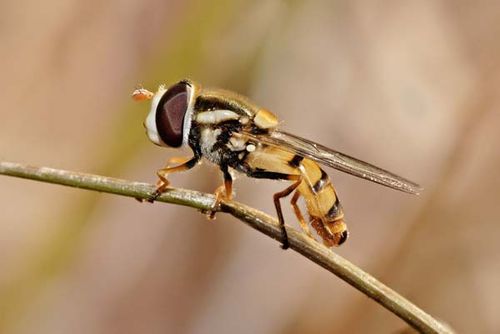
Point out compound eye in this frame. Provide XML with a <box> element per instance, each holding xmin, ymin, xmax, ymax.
<box><xmin>337</xmin><ymin>230</ymin><xmax>349</xmax><ymax>246</ymax></box>
<box><xmin>156</xmin><ymin>82</ymin><xmax>189</xmax><ymax>147</ymax></box>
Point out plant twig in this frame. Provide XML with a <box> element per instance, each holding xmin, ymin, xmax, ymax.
<box><xmin>0</xmin><ymin>161</ymin><xmax>452</xmax><ymax>334</ymax></box>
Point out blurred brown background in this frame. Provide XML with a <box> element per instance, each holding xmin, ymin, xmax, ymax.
<box><xmin>1</xmin><ymin>1</ymin><xmax>499</xmax><ymax>333</ymax></box>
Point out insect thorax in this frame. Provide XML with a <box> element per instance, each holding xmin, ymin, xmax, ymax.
<box><xmin>187</xmin><ymin>96</ymin><xmax>254</xmax><ymax>168</ymax></box>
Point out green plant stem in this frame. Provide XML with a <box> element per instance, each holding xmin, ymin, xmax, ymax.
<box><xmin>0</xmin><ymin>161</ymin><xmax>452</xmax><ymax>334</ymax></box>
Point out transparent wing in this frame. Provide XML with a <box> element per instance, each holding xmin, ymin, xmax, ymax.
<box><xmin>242</xmin><ymin>130</ymin><xmax>422</xmax><ymax>194</ymax></box>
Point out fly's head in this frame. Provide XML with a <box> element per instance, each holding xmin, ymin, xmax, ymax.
<box><xmin>132</xmin><ymin>79</ymin><xmax>198</xmax><ymax>148</ymax></box>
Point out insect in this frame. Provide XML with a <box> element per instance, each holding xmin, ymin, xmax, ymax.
<box><xmin>132</xmin><ymin>79</ymin><xmax>421</xmax><ymax>249</ymax></box>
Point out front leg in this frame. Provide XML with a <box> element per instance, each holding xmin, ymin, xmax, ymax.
<box><xmin>207</xmin><ymin>164</ymin><xmax>233</xmax><ymax>220</ymax></box>
<box><xmin>149</xmin><ymin>155</ymin><xmax>200</xmax><ymax>202</ymax></box>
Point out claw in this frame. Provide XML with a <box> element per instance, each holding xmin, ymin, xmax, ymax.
<box><xmin>148</xmin><ymin>180</ymin><xmax>170</xmax><ymax>203</ymax></box>
<box><xmin>147</xmin><ymin>191</ymin><xmax>161</xmax><ymax>203</ymax></box>
<box><xmin>280</xmin><ymin>229</ymin><xmax>290</xmax><ymax>249</ymax></box>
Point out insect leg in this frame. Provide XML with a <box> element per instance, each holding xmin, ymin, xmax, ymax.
<box><xmin>166</xmin><ymin>156</ymin><xmax>193</xmax><ymax>165</ymax></box>
<box><xmin>290</xmin><ymin>191</ymin><xmax>313</xmax><ymax>238</ymax></box>
<box><xmin>149</xmin><ymin>156</ymin><xmax>200</xmax><ymax>202</ymax></box>
<box><xmin>273</xmin><ymin>175</ymin><xmax>302</xmax><ymax>250</ymax></box>
<box><xmin>221</xmin><ymin>165</ymin><xmax>233</xmax><ymax>201</ymax></box>
<box><xmin>208</xmin><ymin>165</ymin><xmax>233</xmax><ymax>220</ymax></box>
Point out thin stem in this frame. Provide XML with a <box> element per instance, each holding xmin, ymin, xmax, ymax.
<box><xmin>0</xmin><ymin>161</ymin><xmax>452</xmax><ymax>334</ymax></box>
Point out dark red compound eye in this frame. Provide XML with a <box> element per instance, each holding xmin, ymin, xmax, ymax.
<box><xmin>156</xmin><ymin>82</ymin><xmax>189</xmax><ymax>147</ymax></box>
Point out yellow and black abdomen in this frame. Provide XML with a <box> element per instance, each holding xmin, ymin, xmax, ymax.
<box><xmin>296</xmin><ymin>159</ymin><xmax>348</xmax><ymax>246</ymax></box>
<box><xmin>242</xmin><ymin>145</ymin><xmax>348</xmax><ymax>247</ymax></box>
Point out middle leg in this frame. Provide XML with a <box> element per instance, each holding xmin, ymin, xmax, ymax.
<box><xmin>208</xmin><ymin>165</ymin><xmax>233</xmax><ymax>220</ymax></box>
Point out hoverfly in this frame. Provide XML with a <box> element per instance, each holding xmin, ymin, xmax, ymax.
<box><xmin>132</xmin><ymin>79</ymin><xmax>421</xmax><ymax>249</ymax></box>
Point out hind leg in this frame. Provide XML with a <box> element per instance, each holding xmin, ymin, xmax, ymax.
<box><xmin>273</xmin><ymin>175</ymin><xmax>302</xmax><ymax>249</ymax></box>
<box><xmin>244</xmin><ymin>169</ymin><xmax>302</xmax><ymax>249</ymax></box>
<box><xmin>290</xmin><ymin>191</ymin><xmax>313</xmax><ymax>238</ymax></box>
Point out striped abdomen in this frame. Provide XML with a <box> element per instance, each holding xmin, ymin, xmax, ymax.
<box><xmin>243</xmin><ymin>145</ymin><xmax>349</xmax><ymax>247</ymax></box>
<box><xmin>295</xmin><ymin>157</ymin><xmax>348</xmax><ymax>247</ymax></box>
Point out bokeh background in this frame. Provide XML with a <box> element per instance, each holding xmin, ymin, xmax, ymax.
<box><xmin>1</xmin><ymin>1</ymin><xmax>499</xmax><ymax>333</ymax></box>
